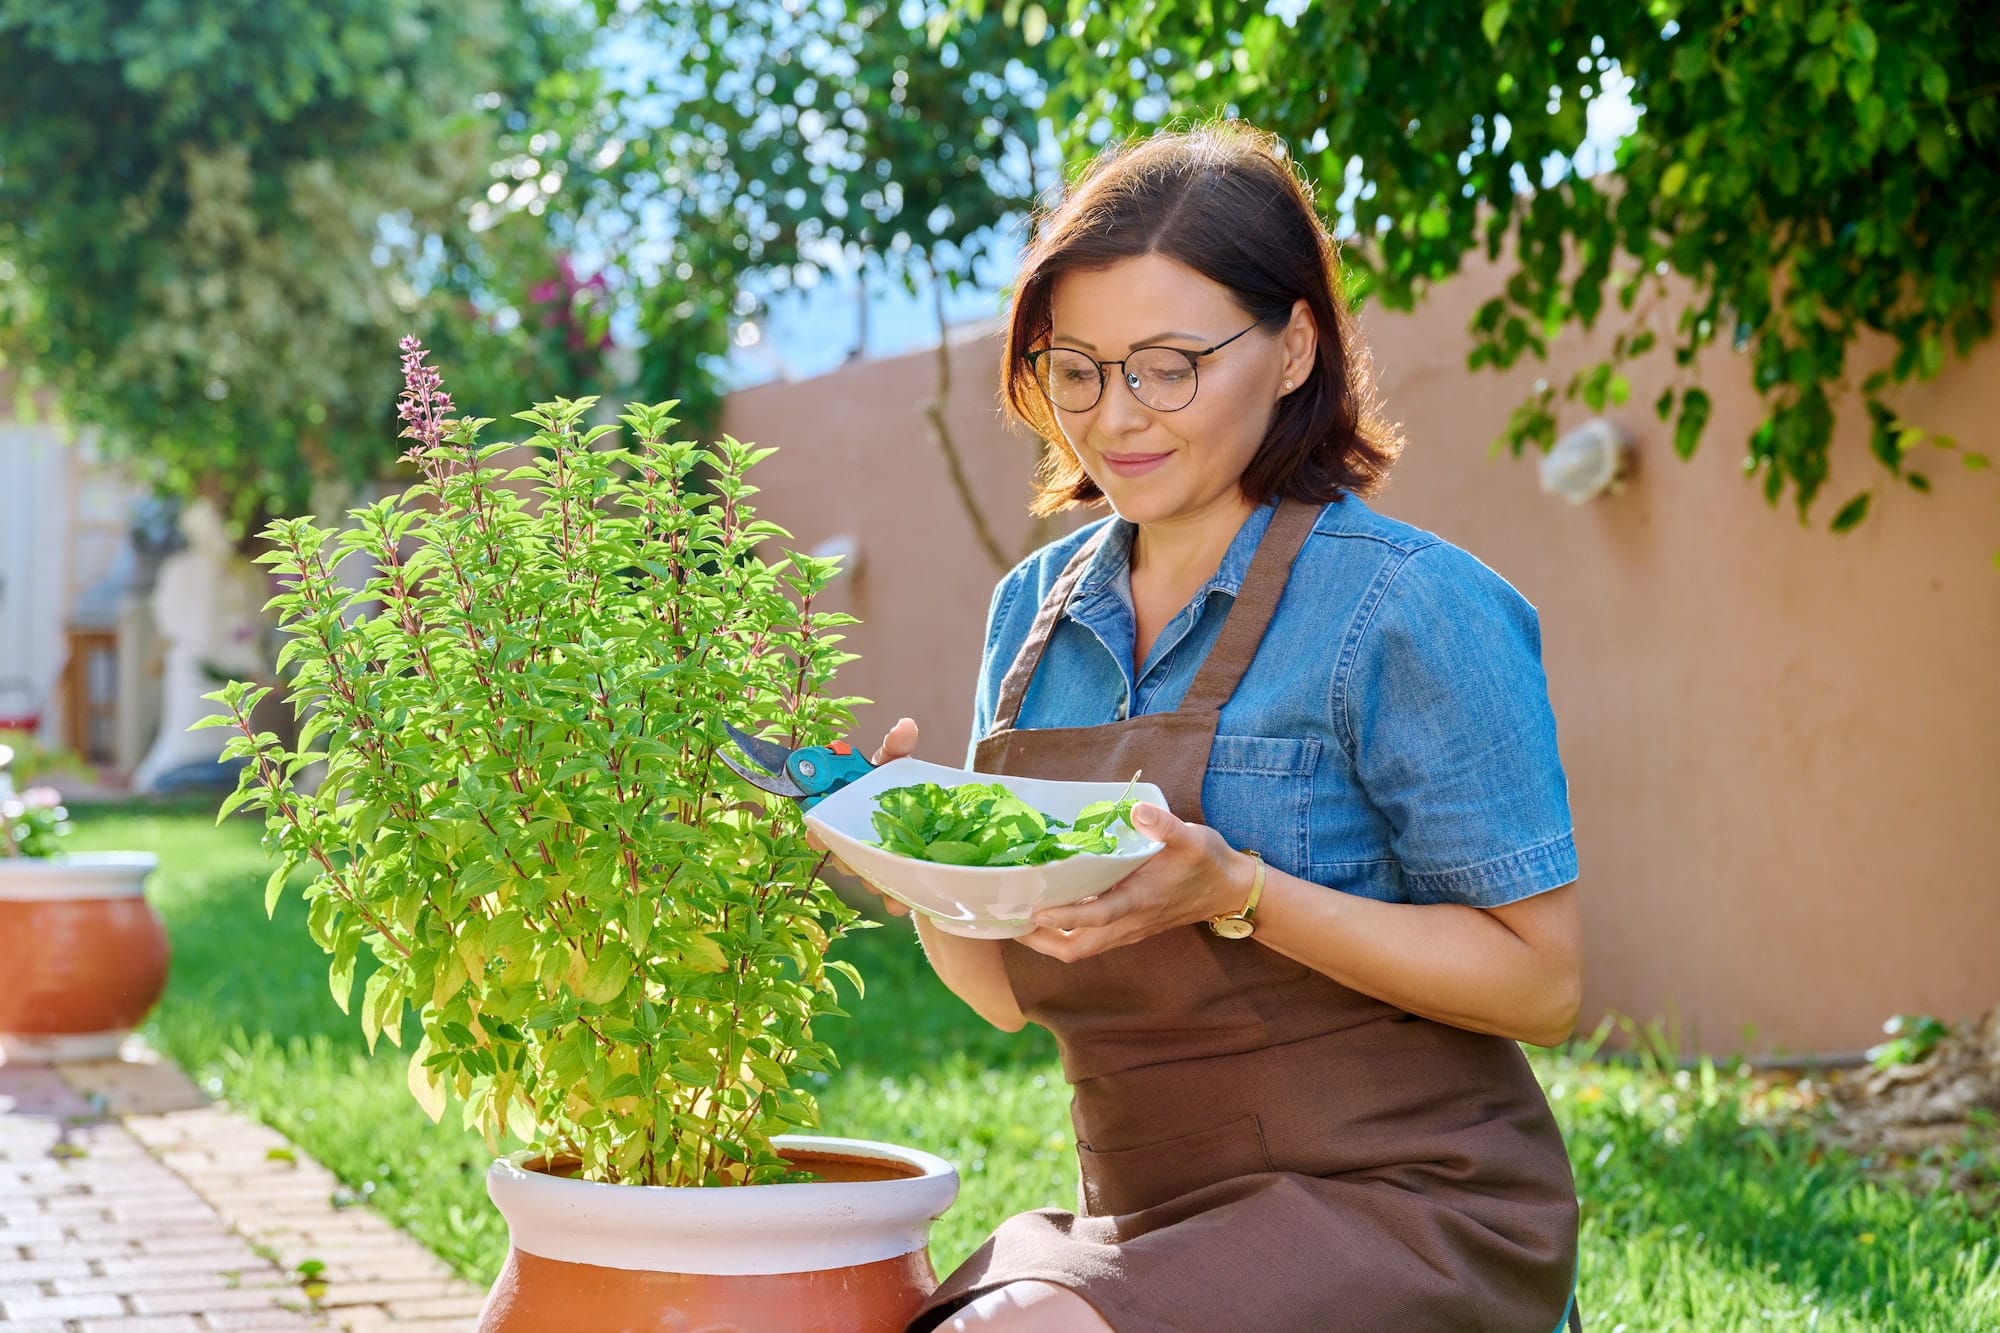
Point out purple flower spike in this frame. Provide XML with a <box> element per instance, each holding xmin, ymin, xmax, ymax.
<box><xmin>397</xmin><ymin>335</ymin><xmax>455</xmax><ymax>464</ymax></box>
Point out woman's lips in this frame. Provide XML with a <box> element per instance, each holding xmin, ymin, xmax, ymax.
<box><xmin>1100</xmin><ymin>451</ymin><xmax>1173</xmax><ymax>478</ymax></box>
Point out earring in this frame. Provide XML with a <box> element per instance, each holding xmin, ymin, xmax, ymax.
<box><xmin>1282</xmin><ymin>379</ymin><xmax>1294</xmax><ymax>392</ymax></box>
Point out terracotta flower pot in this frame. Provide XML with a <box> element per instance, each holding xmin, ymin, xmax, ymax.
<box><xmin>0</xmin><ymin>852</ymin><xmax>168</xmax><ymax>1063</ymax></box>
<box><xmin>478</xmin><ymin>1134</ymin><xmax>960</xmax><ymax>1332</ymax></box>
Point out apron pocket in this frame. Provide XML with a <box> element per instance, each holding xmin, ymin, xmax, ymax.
<box><xmin>1075</xmin><ymin>1113</ymin><xmax>1275</xmax><ymax>1217</ymax></box>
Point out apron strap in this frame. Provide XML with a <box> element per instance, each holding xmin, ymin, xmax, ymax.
<box><xmin>1178</xmin><ymin>496</ymin><xmax>1320</xmax><ymax>714</ymax></box>
<box><xmin>988</xmin><ymin>521</ymin><xmax>1119</xmax><ymax>733</ymax></box>
<box><xmin>989</xmin><ymin>497</ymin><xmax>1321</xmax><ymax>733</ymax></box>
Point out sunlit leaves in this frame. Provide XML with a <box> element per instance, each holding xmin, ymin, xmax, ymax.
<box><xmin>205</xmin><ymin>388</ymin><xmax>869</xmax><ymax>1186</ymax></box>
<box><xmin>986</xmin><ymin>1</ymin><xmax>1996</xmax><ymax>532</ymax></box>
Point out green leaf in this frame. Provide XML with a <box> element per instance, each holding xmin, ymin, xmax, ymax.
<box><xmin>1675</xmin><ymin>390</ymin><xmax>1713</xmax><ymax>460</ymax></box>
<box><xmin>624</xmin><ymin>891</ymin><xmax>653</xmax><ymax>953</ymax></box>
<box><xmin>1844</xmin><ymin>60</ymin><xmax>1873</xmax><ymax>105</ymax></box>
<box><xmin>264</xmin><ymin>862</ymin><xmax>292</xmax><ymax>918</ymax></box>
<box><xmin>868</xmin><ymin>780</ymin><xmax>1140</xmax><ymax>866</ymax></box>
<box><xmin>1843</xmin><ymin>17</ymin><xmax>1879</xmax><ymax>65</ymax></box>
<box><xmin>680</xmin><ymin>934</ymin><xmax>728</xmax><ymax>973</ymax></box>
<box><xmin>1830</xmin><ymin>492</ymin><xmax>1872</xmax><ymax>533</ymax></box>
<box><xmin>1917</xmin><ymin>126</ymin><xmax>1951</xmax><ymax>177</ymax></box>
<box><xmin>407</xmin><ymin>1038</ymin><xmax>447</xmax><ymax>1125</ymax></box>
<box><xmin>328</xmin><ymin>935</ymin><xmax>360</xmax><ymax>1015</ymax></box>
<box><xmin>577</xmin><ymin>951</ymin><xmax>632</xmax><ymax>1005</ymax></box>
<box><xmin>360</xmin><ymin>970</ymin><xmax>395</xmax><ymax>1055</ymax></box>
<box><xmin>1479</xmin><ymin>1</ymin><xmax>1508</xmax><ymax>46</ymax></box>
<box><xmin>826</xmin><ymin>958</ymin><xmax>864</xmax><ymax>1000</ymax></box>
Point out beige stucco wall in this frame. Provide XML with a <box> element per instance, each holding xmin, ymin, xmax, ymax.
<box><xmin>723</xmin><ymin>270</ymin><xmax>2000</xmax><ymax>1059</ymax></box>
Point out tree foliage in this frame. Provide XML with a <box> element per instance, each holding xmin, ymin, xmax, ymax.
<box><xmin>973</xmin><ymin>0</ymin><xmax>1999</xmax><ymax>525</ymax></box>
<box><xmin>583</xmin><ymin>1</ymin><xmax>1050</xmax><ymax>434</ymax></box>
<box><xmin>0</xmin><ymin>0</ymin><xmax>588</xmax><ymax>531</ymax></box>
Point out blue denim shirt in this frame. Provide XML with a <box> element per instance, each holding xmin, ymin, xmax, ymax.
<box><xmin>968</xmin><ymin>497</ymin><xmax>1578</xmax><ymax>908</ymax></box>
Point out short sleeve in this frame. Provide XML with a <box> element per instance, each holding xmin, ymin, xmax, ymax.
<box><xmin>1343</xmin><ymin>544</ymin><xmax>1578</xmax><ymax>907</ymax></box>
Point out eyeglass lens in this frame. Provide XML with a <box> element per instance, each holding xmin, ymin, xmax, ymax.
<box><xmin>1035</xmin><ymin>347</ymin><xmax>1201</xmax><ymax>412</ymax></box>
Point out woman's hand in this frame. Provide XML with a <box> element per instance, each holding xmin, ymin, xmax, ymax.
<box><xmin>1018</xmin><ymin>802</ymin><xmax>1252</xmax><ymax>961</ymax></box>
<box><xmin>805</xmin><ymin>716</ymin><xmax>919</xmax><ymax>915</ymax></box>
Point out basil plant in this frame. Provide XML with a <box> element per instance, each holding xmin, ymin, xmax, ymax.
<box><xmin>205</xmin><ymin>340</ymin><xmax>865</xmax><ymax>1188</ymax></box>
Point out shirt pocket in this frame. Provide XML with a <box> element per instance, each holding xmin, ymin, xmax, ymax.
<box><xmin>1307</xmin><ymin>857</ymin><xmax>1405</xmax><ymax>904</ymax></box>
<box><xmin>1201</xmin><ymin>734</ymin><xmax>1319</xmax><ymax>876</ymax></box>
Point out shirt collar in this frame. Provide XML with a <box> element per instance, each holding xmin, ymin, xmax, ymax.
<box><xmin>1071</xmin><ymin>500</ymin><xmax>1279</xmax><ymax>607</ymax></box>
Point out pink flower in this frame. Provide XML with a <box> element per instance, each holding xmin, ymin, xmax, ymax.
<box><xmin>396</xmin><ymin>336</ymin><xmax>455</xmax><ymax>464</ymax></box>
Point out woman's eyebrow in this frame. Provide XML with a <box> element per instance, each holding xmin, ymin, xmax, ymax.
<box><xmin>1054</xmin><ymin>331</ymin><xmax>1208</xmax><ymax>352</ymax></box>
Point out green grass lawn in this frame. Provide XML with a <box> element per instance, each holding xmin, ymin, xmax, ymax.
<box><xmin>67</xmin><ymin>803</ymin><xmax>2000</xmax><ymax>1331</ymax></box>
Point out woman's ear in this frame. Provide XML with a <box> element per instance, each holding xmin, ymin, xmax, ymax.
<box><xmin>1282</xmin><ymin>298</ymin><xmax>1318</xmax><ymax>388</ymax></box>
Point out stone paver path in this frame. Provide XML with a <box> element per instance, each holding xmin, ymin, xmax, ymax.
<box><xmin>1</xmin><ymin>1043</ymin><xmax>486</xmax><ymax>1332</ymax></box>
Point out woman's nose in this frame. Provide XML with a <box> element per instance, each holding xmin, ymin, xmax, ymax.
<box><xmin>1096</xmin><ymin>370</ymin><xmax>1152</xmax><ymax>432</ymax></box>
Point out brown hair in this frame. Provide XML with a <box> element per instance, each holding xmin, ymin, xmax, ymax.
<box><xmin>1001</xmin><ymin>119</ymin><xmax>1401</xmax><ymax>517</ymax></box>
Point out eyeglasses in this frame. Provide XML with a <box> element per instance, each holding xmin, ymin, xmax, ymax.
<box><xmin>1023</xmin><ymin>315</ymin><xmax>1280</xmax><ymax>414</ymax></box>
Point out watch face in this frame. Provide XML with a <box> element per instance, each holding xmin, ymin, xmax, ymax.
<box><xmin>1210</xmin><ymin>915</ymin><xmax>1254</xmax><ymax>940</ymax></box>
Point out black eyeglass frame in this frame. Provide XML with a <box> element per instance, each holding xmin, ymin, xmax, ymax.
<box><xmin>1022</xmin><ymin>313</ymin><xmax>1284</xmax><ymax>414</ymax></box>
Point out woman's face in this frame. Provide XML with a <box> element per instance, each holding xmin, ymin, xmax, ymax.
<box><xmin>1045</xmin><ymin>253</ymin><xmax>1312</xmax><ymax>529</ymax></box>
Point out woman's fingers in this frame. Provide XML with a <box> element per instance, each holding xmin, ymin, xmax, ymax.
<box><xmin>1032</xmin><ymin>889</ymin><xmax>1124</xmax><ymax>934</ymax></box>
<box><xmin>870</xmin><ymin>716</ymin><xmax>920</xmax><ymax>766</ymax></box>
<box><xmin>805</xmin><ymin>818</ymin><xmax>910</xmax><ymax>914</ymax></box>
<box><xmin>803</xmin><ymin>827</ymin><xmax>857</xmax><ymax>876</ymax></box>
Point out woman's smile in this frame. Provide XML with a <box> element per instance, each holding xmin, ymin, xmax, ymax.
<box><xmin>1099</xmin><ymin>449</ymin><xmax>1174</xmax><ymax>478</ymax></box>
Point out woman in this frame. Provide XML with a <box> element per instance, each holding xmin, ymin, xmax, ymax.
<box><xmin>850</xmin><ymin>121</ymin><xmax>1583</xmax><ymax>1333</ymax></box>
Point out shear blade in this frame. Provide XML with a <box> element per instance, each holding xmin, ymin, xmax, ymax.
<box><xmin>720</xmin><ymin>724</ymin><xmax>806</xmax><ymax>798</ymax></box>
<box><xmin>722</xmin><ymin>721</ymin><xmax>793</xmax><ymax>772</ymax></box>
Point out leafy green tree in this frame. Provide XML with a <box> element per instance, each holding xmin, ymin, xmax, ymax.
<box><xmin>0</xmin><ymin>0</ymin><xmax>589</xmax><ymax>532</ymax></box>
<box><xmin>581</xmin><ymin>1</ymin><xmax>1061</xmax><ymax>564</ymax></box>
<box><xmin>590</xmin><ymin>1</ymin><xmax>1047</xmax><ymax>417</ymax></box>
<box><xmin>975</xmin><ymin>0</ymin><xmax>1998</xmax><ymax>528</ymax></box>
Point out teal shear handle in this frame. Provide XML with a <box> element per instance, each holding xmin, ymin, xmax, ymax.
<box><xmin>775</xmin><ymin>743</ymin><xmax>875</xmax><ymax>808</ymax></box>
<box><xmin>720</xmin><ymin>722</ymin><xmax>877</xmax><ymax>809</ymax></box>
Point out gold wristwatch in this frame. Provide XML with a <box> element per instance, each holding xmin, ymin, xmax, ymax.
<box><xmin>1208</xmin><ymin>850</ymin><xmax>1265</xmax><ymax>939</ymax></box>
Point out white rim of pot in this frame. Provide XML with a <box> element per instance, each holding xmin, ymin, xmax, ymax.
<box><xmin>0</xmin><ymin>852</ymin><xmax>160</xmax><ymax>901</ymax></box>
<box><xmin>0</xmin><ymin>1030</ymin><xmax>133</xmax><ymax>1063</ymax></box>
<box><xmin>486</xmin><ymin>1133</ymin><xmax>960</xmax><ymax>1275</ymax></box>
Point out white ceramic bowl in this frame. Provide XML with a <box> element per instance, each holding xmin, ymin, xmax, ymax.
<box><xmin>804</xmin><ymin>757</ymin><xmax>1166</xmax><ymax>938</ymax></box>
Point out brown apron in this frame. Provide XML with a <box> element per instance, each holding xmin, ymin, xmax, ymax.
<box><xmin>912</xmin><ymin>499</ymin><xmax>1581</xmax><ymax>1333</ymax></box>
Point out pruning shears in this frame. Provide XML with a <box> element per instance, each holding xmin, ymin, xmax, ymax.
<box><xmin>720</xmin><ymin>722</ymin><xmax>876</xmax><ymax>810</ymax></box>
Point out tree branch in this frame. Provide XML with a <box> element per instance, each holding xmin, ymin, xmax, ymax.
<box><xmin>921</xmin><ymin>254</ymin><xmax>1012</xmax><ymax>572</ymax></box>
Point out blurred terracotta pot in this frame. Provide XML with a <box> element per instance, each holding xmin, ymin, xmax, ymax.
<box><xmin>0</xmin><ymin>852</ymin><xmax>167</xmax><ymax>1063</ymax></box>
<box><xmin>478</xmin><ymin>1135</ymin><xmax>960</xmax><ymax>1333</ymax></box>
